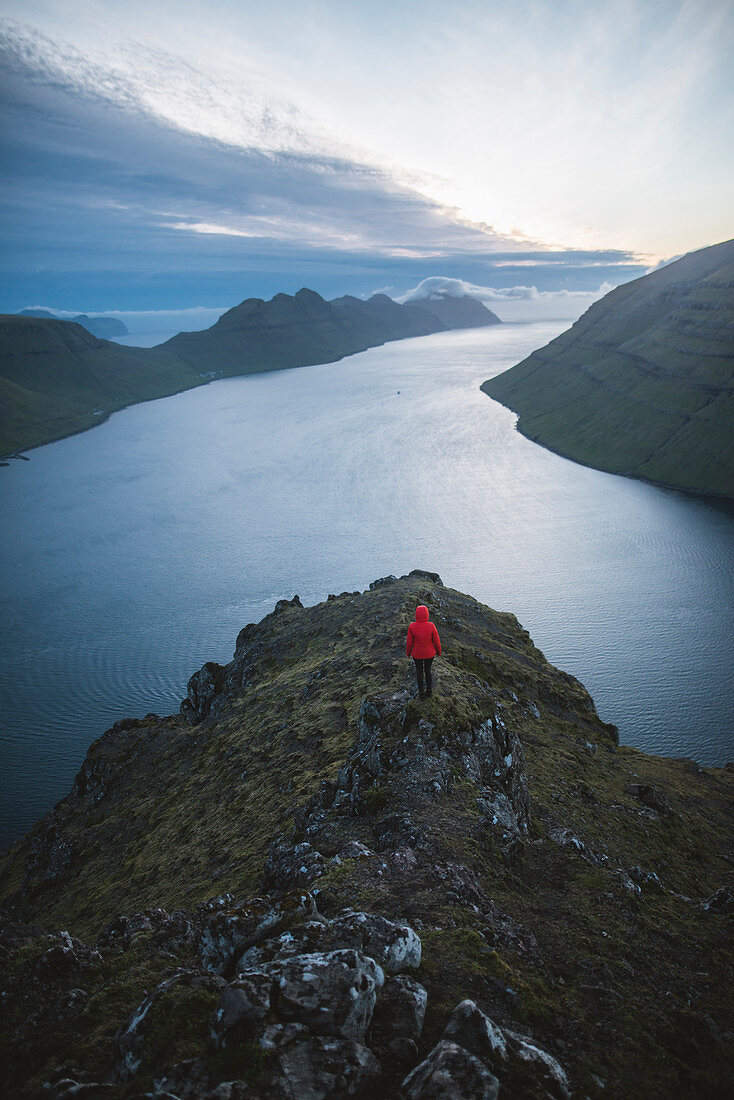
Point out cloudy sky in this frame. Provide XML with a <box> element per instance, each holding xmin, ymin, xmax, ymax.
<box><xmin>1</xmin><ymin>0</ymin><xmax>732</xmax><ymax>324</ymax></box>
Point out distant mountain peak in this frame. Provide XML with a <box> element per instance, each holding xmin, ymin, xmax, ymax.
<box><xmin>15</xmin><ymin>309</ymin><xmax>128</xmax><ymax>339</ymax></box>
<box><xmin>411</xmin><ymin>292</ymin><xmax>501</xmax><ymax>329</ymax></box>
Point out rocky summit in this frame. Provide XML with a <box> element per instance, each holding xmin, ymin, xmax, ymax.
<box><xmin>1</xmin><ymin>573</ymin><xmax>732</xmax><ymax>1098</ymax></box>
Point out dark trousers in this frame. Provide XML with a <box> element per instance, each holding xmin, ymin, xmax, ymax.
<box><xmin>414</xmin><ymin>657</ymin><xmax>434</xmax><ymax>695</ymax></box>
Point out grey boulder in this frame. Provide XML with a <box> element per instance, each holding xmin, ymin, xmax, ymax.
<box><xmin>266</xmin><ymin>948</ymin><xmax>384</xmax><ymax>1041</ymax></box>
<box><xmin>402</xmin><ymin>1039</ymin><xmax>500</xmax><ymax>1098</ymax></box>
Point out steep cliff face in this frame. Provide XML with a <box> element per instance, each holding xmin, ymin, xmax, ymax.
<box><xmin>1</xmin><ymin>574</ymin><xmax>732</xmax><ymax>1098</ymax></box>
<box><xmin>482</xmin><ymin>239</ymin><xmax>734</xmax><ymax>498</ymax></box>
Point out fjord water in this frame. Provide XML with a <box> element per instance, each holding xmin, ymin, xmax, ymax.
<box><xmin>1</xmin><ymin>323</ymin><xmax>733</xmax><ymax>847</ymax></box>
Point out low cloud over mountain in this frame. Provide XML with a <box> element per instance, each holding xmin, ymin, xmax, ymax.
<box><xmin>396</xmin><ymin>276</ymin><xmax>617</xmax><ymax>321</ymax></box>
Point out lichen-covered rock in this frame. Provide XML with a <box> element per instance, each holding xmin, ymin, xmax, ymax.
<box><xmin>626</xmin><ymin>782</ymin><xmax>673</xmax><ymax>815</ymax></box>
<box><xmin>115</xmin><ymin>970</ymin><xmax>225</xmax><ymax>1081</ymax></box>
<box><xmin>702</xmin><ymin>885</ymin><xmax>734</xmax><ymax>915</ymax></box>
<box><xmin>264</xmin><ymin>840</ymin><xmax>327</xmax><ymax>890</ymax></box>
<box><xmin>402</xmin><ymin>1039</ymin><xmax>500</xmax><ymax>1098</ymax></box>
<box><xmin>148</xmin><ymin>1056</ymin><xmax>213</xmax><ymax>1098</ymax></box>
<box><xmin>407</xmin><ymin>570</ymin><xmax>443</xmax><ymax>585</ymax></box>
<box><xmin>327</xmin><ymin>910</ymin><xmax>421</xmax><ymax>973</ymax></box>
<box><xmin>477</xmin><ymin>791</ymin><xmax>525</xmax><ymax>859</ymax></box>
<box><xmin>97</xmin><ymin>907</ymin><xmax>197</xmax><ymax>952</ymax></box>
<box><xmin>277</xmin><ymin>1035</ymin><xmax>381</xmax><ymax>1099</ymax></box>
<box><xmin>258</xmin><ymin>1021</ymin><xmax>310</xmax><ymax>1052</ymax></box>
<box><xmin>371</xmin><ymin>974</ymin><xmax>427</xmax><ymax>1044</ymax></box>
<box><xmin>626</xmin><ymin>865</ymin><xmax>664</xmax><ymax>894</ymax></box>
<box><xmin>442</xmin><ymin>998</ymin><xmax>507</xmax><ymax>1070</ymax></box>
<box><xmin>211</xmin><ymin>972</ymin><xmax>274</xmax><ymax>1046</ymax></box>
<box><xmin>264</xmin><ymin>948</ymin><xmax>384</xmax><ymax>1041</ymax></box>
<box><xmin>197</xmin><ymin>1082</ymin><xmax>254</xmax><ymax>1099</ymax></box>
<box><xmin>198</xmin><ymin>891</ymin><xmax>316</xmax><ymax>974</ymax></box>
<box><xmin>331</xmin><ymin>693</ymin><xmax>410</xmax><ymax>813</ymax></box>
<box><xmin>148</xmin><ymin>1057</ymin><xmax>259</xmax><ymax>1098</ymax></box>
<box><xmin>437</xmin><ymin>999</ymin><xmax>570</xmax><ymax>1099</ymax></box>
<box><xmin>43</xmin><ymin>1081</ymin><xmax>117</xmax><ymax>1098</ymax></box>
<box><xmin>502</xmin><ymin>1029</ymin><xmax>571</xmax><ymax>1100</ymax></box>
<box><xmin>338</xmin><ymin>840</ymin><xmax>376</xmax><ymax>860</ymax></box>
<box><xmin>464</xmin><ymin>709</ymin><xmax>530</xmax><ymax>831</ymax></box>
<box><xmin>274</xmin><ymin>594</ymin><xmax>303</xmax><ymax>613</ymax></box>
<box><xmin>369</xmin><ymin>575</ymin><xmax>398</xmax><ymax>589</ymax></box>
<box><xmin>236</xmin><ymin>919</ymin><xmax>333</xmax><ymax>973</ymax></box>
<box><xmin>181</xmin><ymin>661</ymin><xmax>225</xmax><ymax>724</ymax></box>
<box><xmin>235</xmin><ymin>910</ymin><xmax>421</xmax><ymax>979</ymax></box>
<box><xmin>34</xmin><ymin>930</ymin><xmax>102</xmax><ymax>980</ymax></box>
<box><xmin>23</xmin><ymin>823</ymin><xmax>74</xmax><ymax>884</ymax></box>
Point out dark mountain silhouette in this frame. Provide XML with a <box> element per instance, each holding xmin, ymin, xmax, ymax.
<box><xmin>412</xmin><ymin>292</ymin><xmax>501</xmax><ymax>329</ymax></box>
<box><xmin>161</xmin><ymin>287</ymin><xmax>499</xmax><ymax>376</ymax></box>
<box><xmin>1</xmin><ymin>287</ymin><xmax>500</xmax><ymax>454</ymax></box>
<box><xmin>17</xmin><ymin>309</ymin><xmax>129</xmax><ymax>338</ymax></box>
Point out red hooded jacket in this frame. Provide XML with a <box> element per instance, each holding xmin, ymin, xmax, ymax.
<box><xmin>406</xmin><ymin>605</ymin><xmax>441</xmax><ymax>660</ymax></box>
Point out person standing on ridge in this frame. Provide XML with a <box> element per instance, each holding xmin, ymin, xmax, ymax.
<box><xmin>406</xmin><ymin>604</ymin><xmax>441</xmax><ymax>698</ymax></box>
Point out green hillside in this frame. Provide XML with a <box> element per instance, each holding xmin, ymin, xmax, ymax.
<box><xmin>482</xmin><ymin>239</ymin><xmax>734</xmax><ymax>498</ymax></box>
<box><xmin>1</xmin><ymin>288</ymin><xmax>499</xmax><ymax>455</ymax></box>
<box><xmin>0</xmin><ymin>316</ymin><xmax>201</xmax><ymax>455</ymax></box>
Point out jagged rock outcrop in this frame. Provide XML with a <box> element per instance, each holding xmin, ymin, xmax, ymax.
<box><xmin>1</xmin><ymin>574</ymin><xmax>732</xmax><ymax>1098</ymax></box>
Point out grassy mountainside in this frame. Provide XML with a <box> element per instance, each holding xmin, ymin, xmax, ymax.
<box><xmin>1</xmin><ymin>574</ymin><xmax>732</xmax><ymax>1097</ymax></box>
<box><xmin>1</xmin><ymin>289</ymin><xmax>499</xmax><ymax>456</ymax></box>
<box><xmin>482</xmin><ymin>239</ymin><xmax>734</xmax><ymax>498</ymax></box>
<box><xmin>0</xmin><ymin>316</ymin><xmax>201</xmax><ymax>454</ymax></box>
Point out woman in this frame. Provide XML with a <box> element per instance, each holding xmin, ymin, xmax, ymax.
<box><xmin>406</xmin><ymin>604</ymin><xmax>441</xmax><ymax>698</ymax></box>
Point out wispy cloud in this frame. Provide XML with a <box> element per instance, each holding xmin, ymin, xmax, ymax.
<box><xmin>0</xmin><ymin>15</ymin><xmax>648</xmax><ymax>312</ymax></box>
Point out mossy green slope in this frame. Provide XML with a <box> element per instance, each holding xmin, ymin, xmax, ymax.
<box><xmin>1</xmin><ymin>575</ymin><xmax>732</xmax><ymax>1097</ymax></box>
<box><xmin>482</xmin><ymin>239</ymin><xmax>734</xmax><ymax>498</ymax></box>
<box><xmin>0</xmin><ymin>316</ymin><xmax>202</xmax><ymax>454</ymax></box>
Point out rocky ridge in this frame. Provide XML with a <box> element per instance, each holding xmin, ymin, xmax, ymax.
<box><xmin>1</xmin><ymin>573</ymin><xmax>733</xmax><ymax>1097</ymax></box>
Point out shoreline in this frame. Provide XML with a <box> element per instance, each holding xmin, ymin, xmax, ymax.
<box><xmin>480</xmin><ymin>382</ymin><xmax>734</xmax><ymax>504</ymax></box>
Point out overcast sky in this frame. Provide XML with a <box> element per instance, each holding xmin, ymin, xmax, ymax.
<box><xmin>1</xmin><ymin>0</ymin><xmax>731</xmax><ymax>320</ymax></box>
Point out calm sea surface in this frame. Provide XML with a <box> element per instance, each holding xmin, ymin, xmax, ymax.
<box><xmin>1</xmin><ymin>323</ymin><xmax>733</xmax><ymax>848</ymax></box>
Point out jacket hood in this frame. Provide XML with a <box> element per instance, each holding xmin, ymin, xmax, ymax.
<box><xmin>415</xmin><ymin>605</ymin><xmax>430</xmax><ymax>622</ymax></box>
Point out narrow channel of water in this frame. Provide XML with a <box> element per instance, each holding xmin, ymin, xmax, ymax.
<box><xmin>1</xmin><ymin>322</ymin><xmax>732</xmax><ymax>847</ymax></box>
